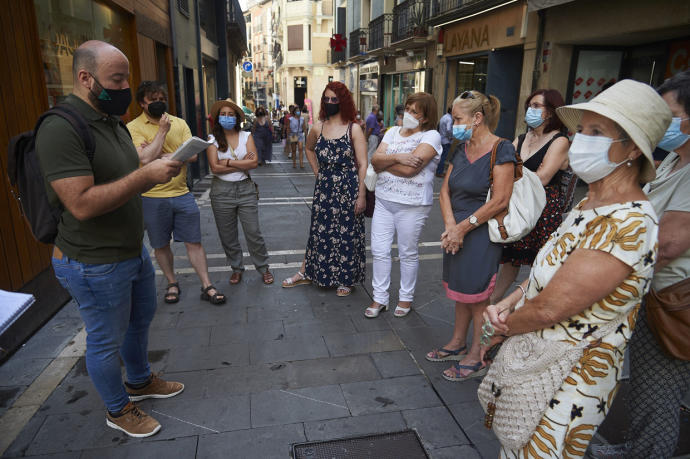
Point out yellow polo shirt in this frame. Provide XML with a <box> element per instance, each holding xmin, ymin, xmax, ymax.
<box><xmin>127</xmin><ymin>112</ymin><xmax>192</xmax><ymax>198</ymax></box>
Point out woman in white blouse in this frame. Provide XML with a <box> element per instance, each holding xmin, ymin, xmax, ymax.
<box><xmin>364</xmin><ymin>92</ymin><xmax>442</xmax><ymax>318</ymax></box>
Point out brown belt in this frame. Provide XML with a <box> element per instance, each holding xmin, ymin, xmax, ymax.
<box><xmin>53</xmin><ymin>246</ymin><xmax>64</xmax><ymax>260</ymax></box>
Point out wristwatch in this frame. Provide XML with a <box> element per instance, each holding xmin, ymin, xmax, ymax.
<box><xmin>468</xmin><ymin>215</ymin><xmax>479</xmax><ymax>227</ymax></box>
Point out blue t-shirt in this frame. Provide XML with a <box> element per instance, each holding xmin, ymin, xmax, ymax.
<box><xmin>366</xmin><ymin>112</ymin><xmax>381</xmax><ymax>136</ymax></box>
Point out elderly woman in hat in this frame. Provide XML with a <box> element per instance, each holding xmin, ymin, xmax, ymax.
<box><xmin>480</xmin><ymin>80</ymin><xmax>671</xmax><ymax>458</ymax></box>
<box><xmin>206</xmin><ymin>99</ymin><xmax>273</xmax><ymax>285</ymax></box>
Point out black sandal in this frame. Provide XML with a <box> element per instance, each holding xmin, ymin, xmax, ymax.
<box><xmin>164</xmin><ymin>282</ymin><xmax>180</xmax><ymax>304</ymax></box>
<box><xmin>200</xmin><ymin>285</ymin><xmax>226</xmax><ymax>305</ymax></box>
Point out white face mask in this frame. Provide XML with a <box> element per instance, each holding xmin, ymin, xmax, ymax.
<box><xmin>402</xmin><ymin>112</ymin><xmax>420</xmax><ymax>130</ymax></box>
<box><xmin>568</xmin><ymin>133</ymin><xmax>629</xmax><ymax>184</ymax></box>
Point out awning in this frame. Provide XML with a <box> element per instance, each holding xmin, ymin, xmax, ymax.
<box><xmin>527</xmin><ymin>0</ymin><xmax>576</xmax><ymax>12</ymax></box>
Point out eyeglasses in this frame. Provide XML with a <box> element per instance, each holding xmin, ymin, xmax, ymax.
<box><xmin>529</xmin><ymin>102</ymin><xmax>546</xmax><ymax>109</ymax></box>
<box><xmin>460</xmin><ymin>90</ymin><xmax>484</xmax><ymax>114</ymax></box>
<box><xmin>322</xmin><ymin>96</ymin><xmax>339</xmax><ymax>103</ymax></box>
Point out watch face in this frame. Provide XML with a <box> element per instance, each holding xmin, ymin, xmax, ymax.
<box><xmin>469</xmin><ymin>215</ymin><xmax>478</xmax><ymax>225</ymax></box>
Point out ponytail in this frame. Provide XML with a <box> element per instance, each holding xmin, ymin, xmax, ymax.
<box><xmin>485</xmin><ymin>95</ymin><xmax>501</xmax><ymax>132</ymax></box>
<box><xmin>452</xmin><ymin>90</ymin><xmax>502</xmax><ymax>133</ymax></box>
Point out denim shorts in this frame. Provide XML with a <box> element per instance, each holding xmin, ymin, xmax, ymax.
<box><xmin>142</xmin><ymin>192</ymin><xmax>201</xmax><ymax>248</ymax></box>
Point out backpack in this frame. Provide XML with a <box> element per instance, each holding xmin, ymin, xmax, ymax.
<box><xmin>7</xmin><ymin>104</ymin><xmax>96</xmax><ymax>244</ymax></box>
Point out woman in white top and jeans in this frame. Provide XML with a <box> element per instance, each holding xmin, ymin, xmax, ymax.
<box><xmin>206</xmin><ymin>99</ymin><xmax>273</xmax><ymax>286</ymax></box>
<box><xmin>365</xmin><ymin>92</ymin><xmax>442</xmax><ymax>318</ymax></box>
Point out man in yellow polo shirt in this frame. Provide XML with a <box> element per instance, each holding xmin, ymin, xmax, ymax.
<box><xmin>128</xmin><ymin>81</ymin><xmax>225</xmax><ymax>305</ymax></box>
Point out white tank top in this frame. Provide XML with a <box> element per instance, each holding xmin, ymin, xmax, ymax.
<box><xmin>209</xmin><ymin>131</ymin><xmax>250</xmax><ymax>182</ymax></box>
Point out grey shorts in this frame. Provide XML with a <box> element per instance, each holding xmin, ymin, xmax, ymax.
<box><xmin>142</xmin><ymin>193</ymin><xmax>201</xmax><ymax>249</ymax></box>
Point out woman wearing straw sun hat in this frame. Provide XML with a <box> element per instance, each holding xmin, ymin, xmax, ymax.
<box><xmin>478</xmin><ymin>80</ymin><xmax>671</xmax><ymax>458</ymax></box>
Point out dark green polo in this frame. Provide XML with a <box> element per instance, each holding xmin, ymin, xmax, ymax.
<box><xmin>36</xmin><ymin>94</ymin><xmax>144</xmax><ymax>264</ymax></box>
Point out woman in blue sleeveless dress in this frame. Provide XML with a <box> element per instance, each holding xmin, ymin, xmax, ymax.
<box><xmin>281</xmin><ymin>82</ymin><xmax>368</xmax><ymax>296</ymax></box>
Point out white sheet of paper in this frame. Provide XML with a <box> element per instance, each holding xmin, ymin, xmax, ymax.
<box><xmin>170</xmin><ymin>136</ymin><xmax>213</xmax><ymax>162</ymax></box>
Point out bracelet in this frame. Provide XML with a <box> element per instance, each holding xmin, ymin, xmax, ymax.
<box><xmin>517</xmin><ymin>285</ymin><xmax>526</xmax><ymax>297</ymax></box>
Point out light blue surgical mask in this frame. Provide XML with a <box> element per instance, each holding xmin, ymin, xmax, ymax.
<box><xmin>657</xmin><ymin>116</ymin><xmax>690</xmax><ymax>152</ymax></box>
<box><xmin>525</xmin><ymin>107</ymin><xmax>544</xmax><ymax>128</ymax></box>
<box><xmin>452</xmin><ymin>124</ymin><xmax>472</xmax><ymax>141</ymax></box>
<box><xmin>219</xmin><ymin>115</ymin><xmax>236</xmax><ymax>130</ymax></box>
<box><xmin>296</xmin><ymin>110</ymin><xmax>301</xmax><ymax>116</ymax></box>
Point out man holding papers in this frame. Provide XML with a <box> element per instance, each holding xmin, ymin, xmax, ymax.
<box><xmin>128</xmin><ymin>81</ymin><xmax>226</xmax><ymax>305</ymax></box>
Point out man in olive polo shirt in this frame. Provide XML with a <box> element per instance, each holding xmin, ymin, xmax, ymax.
<box><xmin>36</xmin><ymin>40</ymin><xmax>184</xmax><ymax>438</ymax></box>
<box><xmin>127</xmin><ymin>81</ymin><xmax>225</xmax><ymax>305</ymax></box>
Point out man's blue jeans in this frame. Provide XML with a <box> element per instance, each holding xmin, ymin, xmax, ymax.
<box><xmin>52</xmin><ymin>248</ymin><xmax>157</xmax><ymax>412</ymax></box>
<box><xmin>436</xmin><ymin>142</ymin><xmax>451</xmax><ymax>176</ymax></box>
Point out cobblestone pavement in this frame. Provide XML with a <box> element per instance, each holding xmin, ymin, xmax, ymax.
<box><xmin>1</xmin><ymin>143</ymin><xmax>687</xmax><ymax>458</ymax></box>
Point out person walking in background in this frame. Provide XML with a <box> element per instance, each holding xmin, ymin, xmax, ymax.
<box><xmin>252</xmin><ymin>106</ymin><xmax>273</xmax><ymax>166</ymax></box>
<box><xmin>38</xmin><ymin>40</ymin><xmax>185</xmax><ymax>438</ymax></box>
<box><xmin>128</xmin><ymin>81</ymin><xmax>226</xmax><ymax>306</ymax></box>
<box><xmin>436</xmin><ymin>106</ymin><xmax>453</xmax><ymax>177</ymax></box>
<box><xmin>283</xmin><ymin>105</ymin><xmax>293</xmax><ymax>158</ymax></box>
<box><xmin>288</xmin><ymin>105</ymin><xmax>306</xmax><ymax>168</ymax></box>
<box><xmin>394</xmin><ymin>104</ymin><xmax>405</xmax><ymax>127</ymax></box>
<box><xmin>425</xmin><ymin>90</ymin><xmax>514</xmax><ymax>381</ymax></box>
<box><xmin>364</xmin><ymin>92</ymin><xmax>442</xmax><ymax>319</ymax></box>
<box><xmin>490</xmin><ymin>89</ymin><xmax>570</xmax><ymax>304</ymax></box>
<box><xmin>281</xmin><ymin>82</ymin><xmax>367</xmax><ymax>296</ymax></box>
<box><xmin>483</xmin><ymin>79</ymin><xmax>669</xmax><ymax>458</ymax></box>
<box><xmin>206</xmin><ymin>99</ymin><xmax>274</xmax><ymax>286</ymax></box>
<box><xmin>366</xmin><ymin>104</ymin><xmax>381</xmax><ymax>159</ymax></box>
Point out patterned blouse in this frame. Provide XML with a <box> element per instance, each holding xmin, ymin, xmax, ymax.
<box><xmin>501</xmin><ymin>199</ymin><xmax>658</xmax><ymax>459</ymax></box>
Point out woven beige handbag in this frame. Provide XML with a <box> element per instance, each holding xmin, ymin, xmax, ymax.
<box><xmin>477</xmin><ymin>315</ymin><xmax>626</xmax><ymax>450</ymax></box>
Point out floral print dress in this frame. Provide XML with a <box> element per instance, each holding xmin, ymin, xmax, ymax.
<box><xmin>304</xmin><ymin>126</ymin><xmax>365</xmax><ymax>287</ymax></box>
<box><xmin>501</xmin><ymin>199</ymin><xmax>658</xmax><ymax>459</ymax></box>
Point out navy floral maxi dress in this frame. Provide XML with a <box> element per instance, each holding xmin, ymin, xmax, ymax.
<box><xmin>304</xmin><ymin>126</ymin><xmax>366</xmax><ymax>287</ymax></box>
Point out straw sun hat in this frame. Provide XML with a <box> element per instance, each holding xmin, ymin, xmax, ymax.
<box><xmin>556</xmin><ymin>79</ymin><xmax>672</xmax><ymax>183</ymax></box>
<box><xmin>210</xmin><ymin>98</ymin><xmax>244</xmax><ymax>123</ymax></box>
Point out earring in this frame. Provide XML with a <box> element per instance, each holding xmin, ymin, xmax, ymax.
<box><xmin>626</xmin><ymin>159</ymin><xmax>633</xmax><ymax>167</ymax></box>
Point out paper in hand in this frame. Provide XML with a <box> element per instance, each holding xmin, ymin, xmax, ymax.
<box><xmin>170</xmin><ymin>136</ymin><xmax>214</xmax><ymax>162</ymax></box>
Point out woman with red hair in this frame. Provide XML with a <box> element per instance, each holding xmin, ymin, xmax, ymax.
<box><xmin>281</xmin><ymin>82</ymin><xmax>368</xmax><ymax>296</ymax></box>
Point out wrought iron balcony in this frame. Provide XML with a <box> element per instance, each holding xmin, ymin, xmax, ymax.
<box><xmin>349</xmin><ymin>28</ymin><xmax>368</xmax><ymax>58</ymax></box>
<box><xmin>428</xmin><ymin>0</ymin><xmax>505</xmax><ymax>26</ymax></box>
<box><xmin>368</xmin><ymin>14</ymin><xmax>392</xmax><ymax>51</ymax></box>
<box><xmin>330</xmin><ymin>48</ymin><xmax>346</xmax><ymax>64</ymax></box>
<box><xmin>392</xmin><ymin>0</ymin><xmax>430</xmax><ymax>44</ymax></box>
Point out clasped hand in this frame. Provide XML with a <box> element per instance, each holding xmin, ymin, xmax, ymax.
<box><xmin>440</xmin><ymin>225</ymin><xmax>464</xmax><ymax>254</ymax></box>
<box><xmin>396</xmin><ymin>153</ymin><xmax>422</xmax><ymax>168</ymax></box>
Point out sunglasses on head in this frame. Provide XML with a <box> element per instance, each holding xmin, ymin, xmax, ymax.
<box><xmin>460</xmin><ymin>91</ymin><xmax>484</xmax><ymax>114</ymax></box>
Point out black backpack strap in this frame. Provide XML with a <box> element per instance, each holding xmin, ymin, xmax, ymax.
<box><xmin>36</xmin><ymin>104</ymin><xmax>96</xmax><ymax>163</ymax></box>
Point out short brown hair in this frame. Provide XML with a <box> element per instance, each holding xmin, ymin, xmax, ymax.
<box><xmin>405</xmin><ymin>92</ymin><xmax>438</xmax><ymax>132</ymax></box>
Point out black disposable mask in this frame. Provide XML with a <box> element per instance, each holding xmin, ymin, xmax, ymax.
<box><xmin>89</xmin><ymin>73</ymin><xmax>132</xmax><ymax>116</ymax></box>
<box><xmin>147</xmin><ymin>101</ymin><xmax>167</xmax><ymax>118</ymax></box>
<box><xmin>325</xmin><ymin>103</ymin><xmax>340</xmax><ymax>117</ymax></box>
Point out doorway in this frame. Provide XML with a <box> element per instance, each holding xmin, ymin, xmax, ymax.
<box><xmin>485</xmin><ymin>46</ymin><xmax>523</xmax><ymax>139</ymax></box>
<box><xmin>294</xmin><ymin>76</ymin><xmax>307</xmax><ymax>108</ymax></box>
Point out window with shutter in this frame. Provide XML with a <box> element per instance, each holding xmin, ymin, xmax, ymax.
<box><xmin>287</xmin><ymin>24</ymin><xmax>303</xmax><ymax>51</ymax></box>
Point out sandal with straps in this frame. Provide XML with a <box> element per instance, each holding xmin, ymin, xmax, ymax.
<box><xmin>200</xmin><ymin>285</ymin><xmax>226</xmax><ymax>305</ymax></box>
<box><xmin>336</xmin><ymin>286</ymin><xmax>352</xmax><ymax>297</ymax></box>
<box><xmin>262</xmin><ymin>270</ymin><xmax>274</xmax><ymax>285</ymax></box>
<box><xmin>281</xmin><ymin>271</ymin><xmax>311</xmax><ymax>288</ymax></box>
<box><xmin>164</xmin><ymin>282</ymin><xmax>180</xmax><ymax>304</ymax></box>
<box><xmin>442</xmin><ymin>361</ymin><xmax>487</xmax><ymax>382</ymax></box>
<box><xmin>425</xmin><ymin>346</ymin><xmax>468</xmax><ymax>362</ymax></box>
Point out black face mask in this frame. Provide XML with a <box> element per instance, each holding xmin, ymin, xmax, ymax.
<box><xmin>325</xmin><ymin>103</ymin><xmax>340</xmax><ymax>117</ymax></box>
<box><xmin>147</xmin><ymin>101</ymin><xmax>167</xmax><ymax>118</ymax></box>
<box><xmin>89</xmin><ymin>73</ymin><xmax>132</xmax><ymax>116</ymax></box>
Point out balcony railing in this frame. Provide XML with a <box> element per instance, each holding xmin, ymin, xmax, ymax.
<box><xmin>227</xmin><ymin>0</ymin><xmax>247</xmax><ymax>53</ymax></box>
<box><xmin>349</xmin><ymin>28</ymin><xmax>368</xmax><ymax>58</ymax></box>
<box><xmin>429</xmin><ymin>0</ymin><xmax>502</xmax><ymax>24</ymax></box>
<box><xmin>392</xmin><ymin>0</ymin><xmax>430</xmax><ymax>43</ymax></box>
<box><xmin>330</xmin><ymin>48</ymin><xmax>346</xmax><ymax>64</ymax></box>
<box><xmin>368</xmin><ymin>14</ymin><xmax>392</xmax><ymax>51</ymax></box>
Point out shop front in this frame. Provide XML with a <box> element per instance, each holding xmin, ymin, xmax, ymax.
<box><xmin>381</xmin><ymin>54</ymin><xmax>427</xmax><ymax>128</ymax></box>
<box><xmin>440</xmin><ymin>1</ymin><xmax>529</xmax><ymax>139</ymax></box>
<box><xmin>358</xmin><ymin>61</ymin><xmax>379</xmax><ymax>117</ymax></box>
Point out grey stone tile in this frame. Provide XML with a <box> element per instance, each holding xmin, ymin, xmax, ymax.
<box><xmin>78</xmin><ymin>436</ymin><xmax>197</xmax><ymax>459</ymax></box>
<box><xmin>0</xmin><ymin>386</ymin><xmax>25</xmax><ymax>416</ymax></box>
<box><xmin>475</xmin><ymin>441</ymin><xmax>501</xmax><ymax>459</ymax></box>
<box><xmin>209</xmin><ymin>320</ymin><xmax>284</xmax><ymax>345</ymax></box>
<box><xmin>12</xmin><ymin>330</ymin><xmax>78</xmax><ymax>360</ymax></box>
<box><xmin>402</xmin><ymin>406</ymin><xmax>469</xmax><ymax>449</ymax></box>
<box><xmin>249</xmin><ymin>337</ymin><xmax>329</xmax><ymax>365</ymax></box>
<box><xmin>149</xmin><ymin>311</ymin><xmax>181</xmax><ymax>330</ymax></box>
<box><xmin>3</xmin><ymin>413</ymin><xmax>48</xmax><ymax>458</ymax></box>
<box><xmin>250</xmin><ymin>385</ymin><xmax>350</xmax><ymax>427</ymax></box>
<box><xmin>396</xmin><ymin>326</ymin><xmax>455</xmax><ymax>352</ymax></box>
<box><xmin>430</xmin><ymin>445</ymin><xmax>482</xmax><ymax>459</ymax></box>
<box><xmin>246</xmin><ymin>302</ymin><xmax>315</xmax><ymax>323</ymax></box>
<box><xmin>370</xmin><ymin>351</ymin><xmax>422</xmax><ymax>378</ymax></box>
<box><xmin>304</xmin><ymin>411</ymin><xmax>407</xmax><ymax>441</ymax></box>
<box><xmin>147</xmin><ymin>326</ymin><xmax>211</xmax><ymax>350</ymax></box>
<box><xmin>37</xmin><ymin>379</ymin><xmax>103</xmax><ymax>416</ymax></box>
<box><xmin>0</xmin><ymin>357</ymin><xmax>52</xmax><ymax>386</ymax></box>
<box><xmin>409</xmin><ymin>350</ymin><xmax>484</xmax><ymax>405</ymax></box>
<box><xmin>323</xmin><ymin>330</ymin><xmax>404</xmax><ymax>357</ymax></box>
<box><xmin>40</xmin><ymin>316</ymin><xmax>83</xmax><ymax>337</ymax></box>
<box><xmin>285</xmin><ymin>355</ymin><xmax>381</xmax><ymax>389</ymax></box>
<box><xmin>383</xmin><ymin>311</ymin><xmax>431</xmax><ymax>330</ymax></box>
<box><xmin>349</xmin><ymin>313</ymin><xmax>394</xmax><ymax>333</ymax></box>
<box><xmin>310</xmin><ymin>298</ymin><xmax>364</xmax><ymax>320</ymax></box>
<box><xmin>283</xmin><ymin>317</ymin><xmax>356</xmax><ymax>339</ymax></box>
<box><xmin>175</xmin><ymin>305</ymin><xmax>246</xmax><ymax>329</ymax></box>
<box><xmin>196</xmin><ymin>423</ymin><xmax>306</xmax><ymax>459</ymax></box>
<box><xmin>341</xmin><ymin>375</ymin><xmax>442</xmax><ymax>416</ymax></box>
<box><xmin>23</xmin><ymin>453</ymin><xmax>81</xmax><ymax>459</ymax></box>
<box><xmin>204</xmin><ymin>364</ymin><xmax>289</xmax><ymax>397</ymax></box>
<box><xmin>448</xmin><ymin>402</ymin><xmax>499</xmax><ymax>446</ymax></box>
<box><xmin>164</xmin><ymin>343</ymin><xmax>249</xmax><ymax>372</ymax></box>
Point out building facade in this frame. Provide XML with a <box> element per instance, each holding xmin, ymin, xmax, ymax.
<box><xmin>242</xmin><ymin>0</ymin><xmax>275</xmax><ymax>111</ymax></box>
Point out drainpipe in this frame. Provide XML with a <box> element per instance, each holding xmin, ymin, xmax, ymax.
<box><xmin>169</xmin><ymin>0</ymin><xmax>182</xmax><ymax>117</ymax></box>
<box><xmin>195</xmin><ymin>0</ymin><xmax>207</xmax><ymax>139</ymax></box>
<box><xmin>531</xmin><ymin>9</ymin><xmax>546</xmax><ymax>93</ymax></box>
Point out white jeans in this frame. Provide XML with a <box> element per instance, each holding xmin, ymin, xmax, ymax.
<box><xmin>371</xmin><ymin>197</ymin><xmax>431</xmax><ymax>306</ymax></box>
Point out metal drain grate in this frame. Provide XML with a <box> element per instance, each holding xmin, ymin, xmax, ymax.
<box><xmin>292</xmin><ymin>429</ymin><xmax>429</xmax><ymax>459</ymax></box>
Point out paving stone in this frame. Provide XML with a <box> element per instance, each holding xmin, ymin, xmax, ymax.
<box><xmin>12</xmin><ymin>329</ymin><xmax>78</xmax><ymax>360</ymax></box>
<box><xmin>303</xmin><ymin>411</ymin><xmax>407</xmax><ymax>441</ymax></box>
<box><xmin>209</xmin><ymin>321</ymin><xmax>284</xmax><ymax>345</ymax></box>
<box><xmin>250</xmin><ymin>384</ymin><xmax>350</xmax><ymax>427</ymax></box>
<box><xmin>147</xmin><ymin>326</ymin><xmax>211</xmax><ymax>350</ymax></box>
<box><xmin>396</xmin><ymin>326</ymin><xmax>455</xmax><ymax>352</ymax></box>
<box><xmin>22</xmin><ymin>452</ymin><xmax>80</xmax><ymax>459</ymax></box>
<box><xmin>78</xmin><ymin>436</ymin><xmax>197</xmax><ymax>459</ymax></box>
<box><xmin>402</xmin><ymin>406</ymin><xmax>469</xmax><ymax>449</ymax></box>
<box><xmin>474</xmin><ymin>440</ymin><xmax>501</xmax><ymax>459</ymax></box>
<box><xmin>246</xmin><ymin>302</ymin><xmax>315</xmax><ymax>323</ymax></box>
<box><xmin>174</xmin><ymin>305</ymin><xmax>246</xmax><ymax>329</ymax></box>
<box><xmin>0</xmin><ymin>357</ymin><xmax>52</xmax><ymax>387</ymax></box>
<box><xmin>37</xmin><ymin>378</ymin><xmax>103</xmax><ymax>416</ymax></box>
<box><xmin>0</xmin><ymin>386</ymin><xmax>25</xmax><ymax>416</ymax></box>
<box><xmin>285</xmin><ymin>355</ymin><xmax>381</xmax><ymax>389</ymax></box>
<box><xmin>349</xmin><ymin>313</ymin><xmax>393</xmax><ymax>333</ymax></box>
<box><xmin>429</xmin><ymin>445</ymin><xmax>482</xmax><ymax>459</ymax></box>
<box><xmin>370</xmin><ymin>351</ymin><xmax>421</xmax><ymax>378</ymax></box>
<box><xmin>3</xmin><ymin>413</ymin><xmax>47</xmax><ymax>458</ymax></box>
<box><xmin>283</xmin><ymin>317</ymin><xmax>356</xmax><ymax>339</ymax></box>
<box><xmin>204</xmin><ymin>364</ymin><xmax>289</xmax><ymax>397</ymax></box>
<box><xmin>164</xmin><ymin>343</ymin><xmax>249</xmax><ymax>372</ymax></box>
<box><xmin>383</xmin><ymin>311</ymin><xmax>431</xmax><ymax>330</ymax></box>
<box><xmin>323</xmin><ymin>330</ymin><xmax>404</xmax><ymax>357</ymax></box>
<box><xmin>196</xmin><ymin>423</ymin><xmax>306</xmax><ymax>459</ymax></box>
<box><xmin>249</xmin><ymin>336</ymin><xmax>329</xmax><ymax>365</ymax></box>
<box><xmin>149</xmin><ymin>311</ymin><xmax>181</xmax><ymax>330</ymax></box>
<box><xmin>341</xmin><ymin>375</ymin><xmax>442</xmax><ymax>416</ymax></box>
<box><xmin>409</xmin><ymin>350</ymin><xmax>483</xmax><ymax>405</ymax></box>
<box><xmin>448</xmin><ymin>402</ymin><xmax>499</xmax><ymax>446</ymax></box>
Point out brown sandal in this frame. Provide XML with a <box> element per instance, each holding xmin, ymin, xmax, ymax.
<box><xmin>262</xmin><ymin>270</ymin><xmax>274</xmax><ymax>284</ymax></box>
<box><xmin>164</xmin><ymin>282</ymin><xmax>180</xmax><ymax>304</ymax></box>
<box><xmin>229</xmin><ymin>272</ymin><xmax>242</xmax><ymax>284</ymax></box>
<box><xmin>200</xmin><ymin>285</ymin><xmax>226</xmax><ymax>305</ymax></box>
